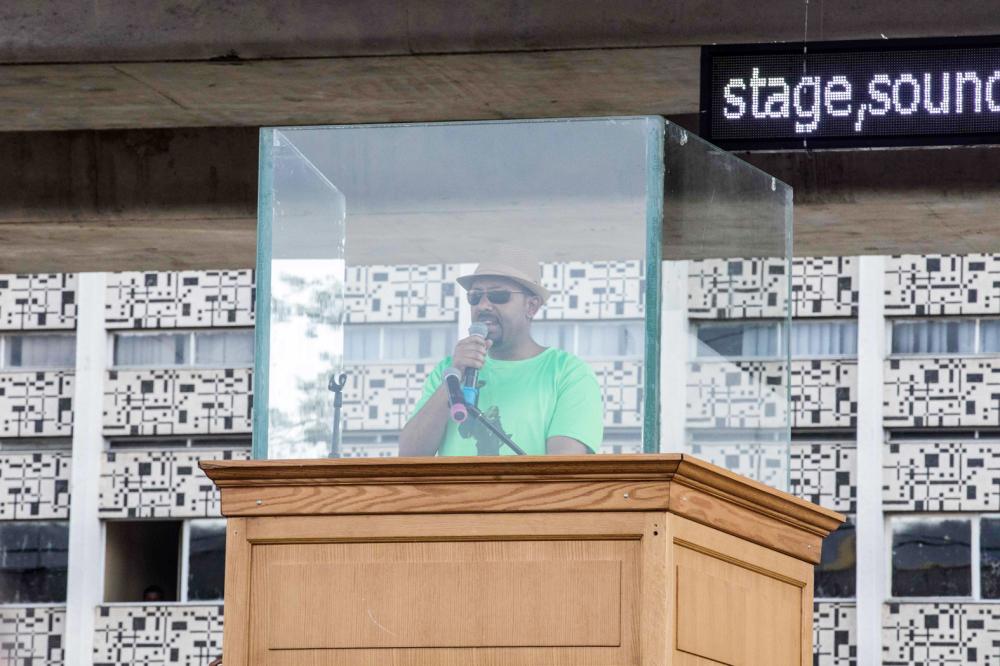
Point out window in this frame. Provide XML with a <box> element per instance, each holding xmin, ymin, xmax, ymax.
<box><xmin>187</xmin><ymin>519</ymin><xmax>226</xmax><ymax>601</ymax></box>
<box><xmin>104</xmin><ymin>518</ymin><xmax>229</xmax><ymax>602</ymax></box>
<box><xmin>344</xmin><ymin>324</ymin><xmax>457</xmax><ymax>363</ymax></box>
<box><xmin>789</xmin><ymin>320</ymin><xmax>857</xmax><ymax>357</ymax></box>
<box><xmin>891</xmin><ymin>320</ymin><xmax>975</xmax><ymax>355</ymax></box>
<box><xmin>113</xmin><ymin>330</ymin><xmax>253</xmax><ymax>368</ymax></box>
<box><xmin>814</xmin><ymin>521</ymin><xmax>855</xmax><ymax>598</ymax></box>
<box><xmin>982</xmin><ymin>518</ymin><xmax>1000</xmax><ymax>598</ymax></box>
<box><xmin>104</xmin><ymin>521</ymin><xmax>182</xmax><ymax>602</ymax></box>
<box><xmin>891</xmin><ymin>518</ymin><xmax>971</xmax><ymax>597</ymax></box>
<box><xmin>696</xmin><ymin>322</ymin><xmax>778</xmax><ymax>358</ymax></box>
<box><xmin>693</xmin><ymin>320</ymin><xmax>858</xmax><ymax>359</ymax></box>
<box><xmin>195</xmin><ymin>331</ymin><xmax>254</xmax><ymax>366</ymax></box>
<box><xmin>533</xmin><ymin>321</ymin><xmax>644</xmax><ymax>359</ymax></box>
<box><xmin>0</xmin><ymin>334</ymin><xmax>75</xmax><ymax>369</ymax></box>
<box><xmin>0</xmin><ymin>521</ymin><xmax>69</xmax><ymax>603</ymax></box>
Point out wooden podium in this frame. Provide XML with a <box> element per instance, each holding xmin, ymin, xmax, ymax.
<box><xmin>201</xmin><ymin>454</ymin><xmax>843</xmax><ymax>666</ymax></box>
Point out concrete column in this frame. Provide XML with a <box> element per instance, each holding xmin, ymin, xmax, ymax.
<box><xmin>855</xmin><ymin>255</ymin><xmax>887</xmax><ymax>666</ymax></box>
<box><xmin>660</xmin><ymin>260</ymin><xmax>689</xmax><ymax>452</ymax></box>
<box><xmin>64</xmin><ymin>272</ymin><xmax>107</xmax><ymax>666</ymax></box>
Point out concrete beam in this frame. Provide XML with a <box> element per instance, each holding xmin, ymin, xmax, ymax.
<box><xmin>3</xmin><ymin>126</ymin><xmax>1000</xmax><ymax>273</ymax></box>
<box><xmin>3</xmin><ymin>1</ymin><xmax>999</xmax><ymax>63</ymax></box>
<box><xmin>0</xmin><ymin>47</ymin><xmax>699</xmax><ymax>132</ymax></box>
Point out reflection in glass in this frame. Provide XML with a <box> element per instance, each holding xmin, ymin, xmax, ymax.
<box><xmin>815</xmin><ymin>521</ymin><xmax>856</xmax><ymax>598</ymax></box>
<box><xmin>892</xmin><ymin>320</ymin><xmax>975</xmax><ymax>354</ymax></box>
<box><xmin>982</xmin><ymin>518</ymin><xmax>1000</xmax><ymax>598</ymax></box>
<box><xmin>892</xmin><ymin>519</ymin><xmax>971</xmax><ymax>597</ymax></box>
<box><xmin>0</xmin><ymin>521</ymin><xmax>69</xmax><ymax>603</ymax></box>
<box><xmin>187</xmin><ymin>519</ymin><xmax>226</xmax><ymax>601</ymax></box>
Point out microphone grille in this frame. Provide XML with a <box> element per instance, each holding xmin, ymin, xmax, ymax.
<box><xmin>469</xmin><ymin>322</ymin><xmax>489</xmax><ymax>338</ymax></box>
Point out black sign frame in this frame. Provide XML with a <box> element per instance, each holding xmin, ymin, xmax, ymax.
<box><xmin>701</xmin><ymin>35</ymin><xmax>1000</xmax><ymax>150</ymax></box>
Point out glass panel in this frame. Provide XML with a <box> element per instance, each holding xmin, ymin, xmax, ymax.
<box><xmin>790</xmin><ymin>320</ymin><xmax>858</xmax><ymax>357</ymax></box>
<box><xmin>255</xmin><ymin>118</ymin><xmax>791</xmax><ymax>469</ymax></box>
<box><xmin>257</xmin><ymin>118</ymin><xmax>661</xmax><ymax>459</ymax></box>
<box><xmin>255</xmin><ymin>129</ymin><xmax>347</xmax><ymax>459</ymax></box>
<box><xmin>4</xmin><ymin>334</ymin><xmax>76</xmax><ymax>369</ymax></box>
<box><xmin>114</xmin><ymin>333</ymin><xmax>189</xmax><ymax>366</ymax></box>
<box><xmin>187</xmin><ymin>519</ymin><xmax>226</xmax><ymax>601</ymax></box>
<box><xmin>814</xmin><ymin>521</ymin><xmax>856</xmax><ymax>598</ymax></box>
<box><xmin>194</xmin><ymin>331</ymin><xmax>254</xmax><ymax>366</ymax></box>
<box><xmin>891</xmin><ymin>518</ymin><xmax>971</xmax><ymax>597</ymax></box>
<box><xmin>666</xmin><ymin>122</ymin><xmax>792</xmax><ymax>488</ymax></box>
<box><xmin>982</xmin><ymin>518</ymin><xmax>1000</xmax><ymax>599</ymax></box>
<box><xmin>0</xmin><ymin>521</ymin><xmax>69</xmax><ymax>603</ymax></box>
<box><xmin>891</xmin><ymin>320</ymin><xmax>976</xmax><ymax>354</ymax></box>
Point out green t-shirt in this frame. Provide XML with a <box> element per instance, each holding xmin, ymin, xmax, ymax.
<box><xmin>411</xmin><ymin>348</ymin><xmax>604</xmax><ymax>456</ymax></box>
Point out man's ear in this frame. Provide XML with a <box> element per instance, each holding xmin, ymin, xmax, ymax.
<box><xmin>526</xmin><ymin>295</ymin><xmax>541</xmax><ymax>320</ymax></box>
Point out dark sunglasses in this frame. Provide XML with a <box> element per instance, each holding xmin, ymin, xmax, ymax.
<box><xmin>467</xmin><ymin>289</ymin><xmax>531</xmax><ymax>305</ymax></box>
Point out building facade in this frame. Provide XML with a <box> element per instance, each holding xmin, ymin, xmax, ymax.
<box><xmin>2</xmin><ymin>255</ymin><xmax>999</xmax><ymax>664</ymax></box>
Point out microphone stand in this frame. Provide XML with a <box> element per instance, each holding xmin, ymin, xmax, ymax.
<box><xmin>458</xmin><ymin>403</ymin><xmax>526</xmax><ymax>456</ymax></box>
<box><xmin>327</xmin><ymin>373</ymin><xmax>348</xmax><ymax>458</ymax></box>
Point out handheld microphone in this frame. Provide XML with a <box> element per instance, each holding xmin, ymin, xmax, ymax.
<box><xmin>463</xmin><ymin>322</ymin><xmax>488</xmax><ymax>405</ymax></box>
<box><xmin>443</xmin><ymin>367</ymin><xmax>468</xmax><ymax>422</ymax></box>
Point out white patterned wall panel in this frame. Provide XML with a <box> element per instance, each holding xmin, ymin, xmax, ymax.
<box><xmin>0</xmin><ymin>273</ymin><xmax>76</xmax><ymax>330</ymax></box>
<box><xmin>686</xmin><ymin>360</ymin><xmax>787</xmax><ymax>430</ymax></box>
<box><xmin>344</xmin><ymin>264</ymin><xmax>460</xmax><ymax>324</ymax></box>
<box><xmin>591</xmin><ymin>360</ymin><xmax>644</xmax><ymax>428</ymax></box>
<box><xmin>0</xmin><ymin>606</ymin><xmax>65</xmax><ymax>665</ymax></box>
<box><xmin>539</xmin><ymin>260</ymin><xmax>645</xmax><ymax>320</ymax></box>
<box><xmin>884</xmin><ymin>440</ymin><xmax>1000</xmax><ymax>511</ymax></box>
<box><xmin>883</xmin><ymin>602</ymin><xmax>1000</xmax><ymax>665</ymax></box>
<box><xmin>885</xmin><ymin>358</ymin><xmax>1000</xmax><ymax>428</ymax></box>
<box><xmin>688</xmin><ymin>441</ymin><xmax>789</xmax><ymax>489</ymax></box>
<box><xmin>688</xmin><ymin>256</ymin><xmax>857</xmax><ymax>319</ymax></box>
<box><xmin>341</xmin><ymin>363</ymin><xmax>438</xmax><ymax>432</ymax></box>
<box><xmin>886</xmin><ymin>254</ymin><xmax>1000</xmax><ymax>316</ymax></box>
<box><xmin>0</xmin><ymin>452</ymin><xmax>71</xmax><ymax>520</ymax></box>
<box><xmin>103</xmin><ymin>368</ymin><xmax>252</xmax><ymax>437</ymax></box>
<box><xmin>790</xmin><ymin>442</ymin><xmax>856</xmax><ymax>514</ymax></box>
<box><xmin>0</xmin><ymin>371</ymin><xmax>74</xmax><ymax>437</ymax></box>
<box><xmin>99</xmin><ymin>448</ymin><xmax>249</xmax><ymax>519</ymax></box>
<box><xmin>791</xmin><ymin>360</ymin><xmax>858</xmax><ymax>428</ymax></box>
<box><xmin>93</xmin><ymin>604</ymin><xmax>223</xmax><ymax>666</ymax></box>
<box><xmin>105</xmin><ymin>270</ymin><xmax>255</xmax><ymax>329</ymax></box>
<box><xmin>814</xmin><ymin>601</ymin><xmax>857</xmax><ymax>666</ymax></box>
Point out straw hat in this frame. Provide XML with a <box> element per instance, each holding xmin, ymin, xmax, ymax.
<box><xmin>457</xmin><ymin>256</ymin><xmax>550</xmax><ymax>304</ymax></box>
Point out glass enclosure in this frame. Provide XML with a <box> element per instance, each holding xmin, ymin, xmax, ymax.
<box><xmin>254</xmin><ymin>118</ymin><xmax>792</xmax><ymax>488</ymax></box>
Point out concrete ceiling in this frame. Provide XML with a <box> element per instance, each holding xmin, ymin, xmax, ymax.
<box><xmin>1</xmin><ymin>1</ymin><xmax>1000</xmax><ymax>270</ymax></box>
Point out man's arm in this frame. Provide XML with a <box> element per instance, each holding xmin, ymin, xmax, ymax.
<box><xmin>398</xmin><ymin>334</ymin><xmax>492</xmax><ymax>457</ymax></box>
<box><xmin>398</xmin><ymin>384</ymin><xmax>450</xmax><ymax>456</ymax></box>
<box><xmin>546</xmin><ymin>435</ymin><xmax>592</xmax><ymax>455</ymax></box>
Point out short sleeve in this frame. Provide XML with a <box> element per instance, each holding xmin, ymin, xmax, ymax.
<box><xmin>410</xmin><ymin>357</ymin><xmax>451</xmax><ymax>419</ymax></box>
<box><xmin>546</xmin><ymin>357</ymin><xmax>604</xmax><ymax>452</ymax></box>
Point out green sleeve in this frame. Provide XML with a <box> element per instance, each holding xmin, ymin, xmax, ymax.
<box><xmin>546</xmin><ymin>357</ymin><xmax>604</xmax><ymax>452</ymax></box>
<box><xmin>410</xmin><ymin>357</ymin><xmax>452</xmax><ymax>418</ymax></box>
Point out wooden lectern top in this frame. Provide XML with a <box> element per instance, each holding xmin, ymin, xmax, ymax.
<box><xmin>201</xmin><ymin>453</ymin><xmax>842</xmax><ymax>565</ymax></box>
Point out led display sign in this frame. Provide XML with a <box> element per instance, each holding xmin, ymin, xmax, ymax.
<box><xmin>701</xmin><ymin>37</ymin><xmax>1000</xmax><ymax>149</ymax></box>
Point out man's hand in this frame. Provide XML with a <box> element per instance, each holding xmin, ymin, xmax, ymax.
<box><xmin>451</xmin><ymin>335</ymin><xmax>493</xmax><ymax>374</ymax></box>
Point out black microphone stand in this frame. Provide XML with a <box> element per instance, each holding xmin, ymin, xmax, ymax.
<box><xmin>327</xmin><ymin>373</ymin><xmax>348</xmax><ymax>458</ymax></box>
<box><xmin>458</xmin><ymin>403</ymin><xmax>526</xmax><ymax>456</ymax></box>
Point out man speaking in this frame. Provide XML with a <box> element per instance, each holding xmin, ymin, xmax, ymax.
<box><xmin>399</xmin><ymin>257</ymin><xmax>603</xmax><ymax>456</ymax></box>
